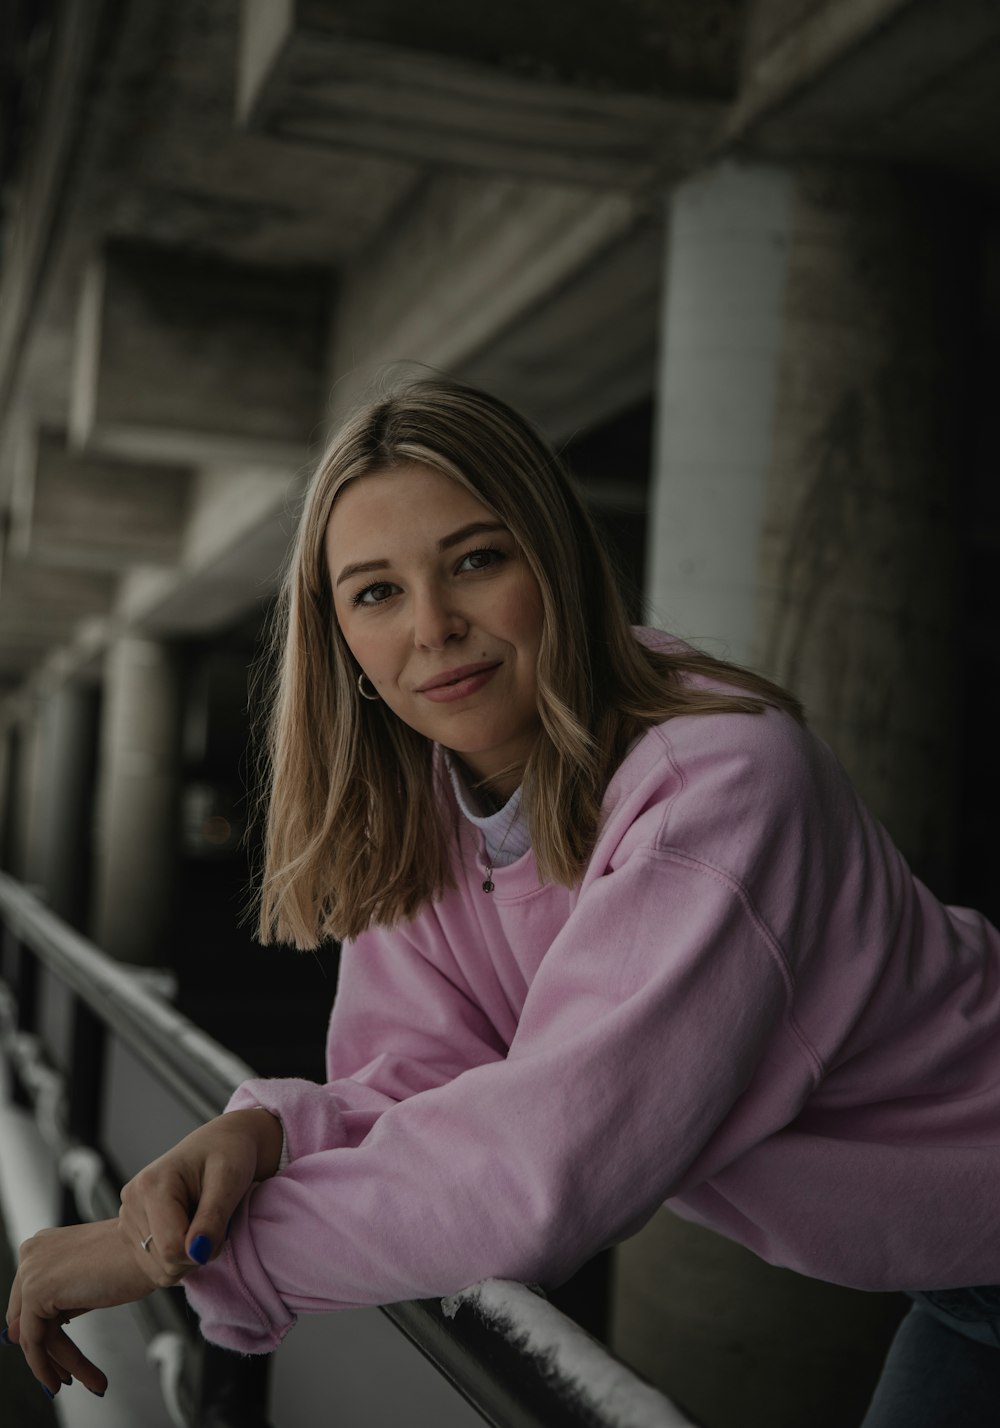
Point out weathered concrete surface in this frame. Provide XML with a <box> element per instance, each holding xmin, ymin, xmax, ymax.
<box><xmin>462</xmin><ymin>218</ymin><xmax>664</xmax><ymax>442</ymax></box>
<box><xmin>25</xmin><ymin>680</ymin><xmax>100</xmax><ymax>927</ymax></box>
<box><xmin>0</xmin><ymin>559</ymin><xmax>115</xmax><ymax>684</ymax></box>
<box><xmin>238</xmin><ymin>0</ymin><xmax>736</xmax><ymax>186</ymax></box>
<box><xmin>70</xmin><ymin>241</ymin><xmax>331</xmax><ymax>467</ymax></box>
<box><xmin>326</xmin><ymin>173</ymin><xmax>643</xmax><ymax>423</ymax></box>
<box><xmin>11</xmin><ymin>428</ymin><xmax>191</xmax><ymax>571</ymax></box>
<box><xmin>0</xmin><ymin>0</ymin><xmax>112</xmax><ymax>435</ymax></box>
<box><xmin>740</xmin><ymin>0</ymin><xmax>909</xmax><ymax>78</ymax></box>
<box><xmin>91</xmin><ymin>637</ymin><xmax>179</xmax><ymax>965</ymax></box>
<box><xmin>646</xmin><ymin>162</ymin><xmax>794</xmax><ymax>666</ymax></box>
<box><xmin>730</xmin><ymin>0</ymin><xmax>1000</xmax><ymax>181</ymax></box>
<box><xmin>754</xmin><ymin>165</ymin><xmax>965</xmax><ymax>889</ymax></box>
<box><xmin>648</xmin><ymin>158</ymin><xmax>963</xmax><ymax>886</ymax></box>
<box><xmin>613</xmin><ymin>1209</ymin><xmax>906</xmax><ymax>1428</ymax></box>
<box><xmin>115</xmin><ymin>461</ymin><xmax>296</xmax><ymax>637</ymax></box>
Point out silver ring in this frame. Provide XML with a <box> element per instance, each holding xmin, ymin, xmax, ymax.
<box><xmin>141</xmin><ymin>1233</ymin><xmax>154</xmax><ymax>1253</ymax></box>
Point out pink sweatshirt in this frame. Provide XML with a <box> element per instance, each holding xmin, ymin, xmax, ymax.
<box><xmin>185</xmin><ymin>651</ymin><xmax>1000</xmax><ymax>1352</ymax></box>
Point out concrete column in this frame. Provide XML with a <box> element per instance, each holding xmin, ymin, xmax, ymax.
<box><xmin>30</xmin><ymin>681</ymin><xmax>100</xmax><ymax>928</ymax></box>
<box><xmin>632</xmin><ymin>158</ymin><xmax>965</xmax><ymax>1426</ymax></box>
<box><xmin>647</xmin><ymin>159</ymin><xmax>963</xmax><ymax>886</ymax></box>
<box><xmin>646</xmin><ymin>161</ymin><xmax>794</xmax><ymax>667</ymax></box>
<box><xmin>91</xmin><ymin>637</ymin><xmax>180</xmax><ymax>964</ymax></box>
<box><xmin>14</xmin><ymin>709</ymin><xmax>46</xmax><ymax>888</ymax></box>
<box><xmin>0</xmin><ymin>722</ymin><xmax>25</xmax><ymax>877</ymax></box>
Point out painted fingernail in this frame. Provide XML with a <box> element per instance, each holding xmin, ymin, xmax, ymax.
<box><xmin>40</xmin><ymin>1384</ymin><xmax>55</xmax><ymax>1399</ymax></box>
<box><xmin>188</xmin><ymin>1234</ymin><xmax>212</xmax><ymax>1265</ymax></box>
<box><xmin>0</xmin><ymin>1327</ymin><xmax>10</xmax><ymax>1346</ymax></box>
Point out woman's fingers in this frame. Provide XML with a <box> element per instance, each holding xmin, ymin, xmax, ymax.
<box><xmin>19</xmin><ymin>1316</ymin><xmax>107</xmax><ymax>1398</ymax></box>
<box><xmin>129</xmin><ymin>1201</ymin><xmax>194</xmax><ymax>1283</ymax></box>
<box><xmin>184</xmin><ymin>1152</ymin><xmax>258</xmax><ymax>1266</ymax></box>
<box><xmin>120</xmin><ymin>1168</ymin><xmax>198</xmax><ymax>1282</ymax></box>
<box><xmin>6</xmin><ymin>1270</ymin><xmax>22</xmax><ymax>1334</ymax></box>
<box><xmin>45</xmin><ymin>1323</ymin><xmax>108</xmax><ymax>1397</ymax></box>
<box><xmin>119</xmin><ymin>1116</ymin><xmax>266</xmax><ymax>1279</ymax></box>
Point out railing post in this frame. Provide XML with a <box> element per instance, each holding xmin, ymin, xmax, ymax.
<box><xmin>5</xmin><ymin>923</ymin><xmax>37</xmax><ymax>1109</ymax></box>
<box><xmin>60</xmin><ymin>994</ymin><xmax>108</xmax><ymax>1224</ymax></box>
<box><xmin>196</xmin><ymin>1342</ymin><xmax>271</xmax><ymax>1428</ymax></box>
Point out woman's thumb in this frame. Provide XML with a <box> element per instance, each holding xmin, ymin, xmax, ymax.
<box><xmin>185</xmin><ymin>1229</ymin><xmax>216</xmax><ymax>1266</ymax></box>
<box><xmin>184</xmin><ymin>1160</ymin><xmax>246</xmax><ymax>1265</ymax></box>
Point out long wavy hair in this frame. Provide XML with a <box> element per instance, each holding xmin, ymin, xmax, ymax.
<box><xmin>257</xmin><ymin>378</ymin><xmax>803</xmax><ymax>947</ymax></box>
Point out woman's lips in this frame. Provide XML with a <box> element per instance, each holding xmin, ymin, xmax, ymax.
<box><xmin>417</xmin><ymin>662</ymin><xmax>501</xmax><ymax>702</ymax></box>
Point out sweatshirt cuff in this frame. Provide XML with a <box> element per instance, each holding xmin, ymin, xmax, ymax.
<box><xmin>224</xmin><ymin>1077</ymin><xmax>349</xmax><ymax>1166</ymax></box>
<box><xmin>183</xmin><ymin>1195</ymin><xmax>296</xmax><ymax>1353</ymax></box>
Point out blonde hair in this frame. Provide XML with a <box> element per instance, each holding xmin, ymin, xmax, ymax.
<box><xmin>257</xmin><ymin>378</ymin><xmax>803</xmax><ymax>947</ymax></box>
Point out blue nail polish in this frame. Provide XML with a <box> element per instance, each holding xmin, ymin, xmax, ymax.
<box><xmin>41</xmin><ymin>1384</ymin><xmax>55</xmax><ymax>1399</ymax></box>
<box><xmin>0</xmin><ymin>1327</ymin><xmax>10</xmax><ymax>1346</ymax></box>
<box><xmin>188</xmin><ymin>1233</ymin><xmax>212</xmax><ymax>1265</ymax></box>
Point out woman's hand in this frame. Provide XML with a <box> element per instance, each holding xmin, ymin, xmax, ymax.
<box><xmin>6</xmin><ymin>1218</ymin><xmax>152</xmax><ymax>1397</ymax></box>
<box><xmin>3</xmin><ymin>1111</ymin><xmax>282</xmax><ymax>1397</ymax></box>
<box><xmin>117</xmin><ymin>1109</ymin><xmax>283</xmax><ymax>1285</ymax></box>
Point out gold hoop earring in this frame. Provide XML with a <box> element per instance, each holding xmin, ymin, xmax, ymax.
<box><xmin>357</xmin><ymin>672</ymin><xmax>380</xmax><ymax>701</ymax></box>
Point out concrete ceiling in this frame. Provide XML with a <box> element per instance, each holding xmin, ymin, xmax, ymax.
<box><xmin>1</xmin><ymin>0</ymin><xmax>1000</xmax><ymax>699</ymax></box>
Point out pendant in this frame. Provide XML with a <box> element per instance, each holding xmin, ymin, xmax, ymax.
<box><xmin>482</xmin><ymin>877</ymin><xmax>494</xmax><ymax>893</ymax></box>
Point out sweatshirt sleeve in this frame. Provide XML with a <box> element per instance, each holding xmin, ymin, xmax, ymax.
<box><xmin>184</xmin><ymin>841</ymin><xmax>813</xmax><ymax>1352</ymax></box>
<box><xmin>220</xmin><ymin>917</ymin><xmax>512</xmax><ymax>1164</ymax></box>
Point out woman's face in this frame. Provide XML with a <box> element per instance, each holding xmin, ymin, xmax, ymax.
<box><xmin>327</xmin><ymin>463</ymin><xmax>544</xmax><ymax>799</ymax></box>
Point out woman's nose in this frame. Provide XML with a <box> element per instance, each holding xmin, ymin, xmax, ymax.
<box><xmin>412</xmin><ymin>587</ymin><xmax>467</xmax><ymax>650</ymax></box>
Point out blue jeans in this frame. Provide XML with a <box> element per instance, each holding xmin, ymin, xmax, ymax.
<box><xmin>861</xmin><ymin>1287</ymin><xmax>1000</xmax><ymax>1427</ymax></box>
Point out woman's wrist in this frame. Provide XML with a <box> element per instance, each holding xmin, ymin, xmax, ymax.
<box><xmin>253</xmin><ymin>1108</ymin><xmax>285</xmax><ymax>1178</ymax></box>
<box><xmin>223</xmin><ymin>1108</ymin><xmax>284</xmax><ymax>1179</ymax></box>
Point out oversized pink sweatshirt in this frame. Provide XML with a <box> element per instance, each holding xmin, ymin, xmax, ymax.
<box><xmin>185</xmin><ymin>652</ymin><xmax>1000</xmax><ymax>1352</ymax></box>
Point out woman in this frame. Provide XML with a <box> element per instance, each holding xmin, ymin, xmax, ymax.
<box><xmin>6</xmin><ymin>379</ymin><xmax>1000</xmax><ymax>1424</ymax></box>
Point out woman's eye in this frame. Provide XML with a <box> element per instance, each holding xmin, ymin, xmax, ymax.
<box><xmin>458</xmin><ymin>546</ymin><xmax>505</xmax><ymax>573</ymax></box>
<box><xmin>353</xmin><ymin>581</ymin><xmax>396</xmax><ymax>607</ymax></box>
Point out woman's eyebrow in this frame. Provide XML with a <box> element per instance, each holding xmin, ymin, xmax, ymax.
<box><xmin>438</xmin><ymin>520</ymin><xmax>508</xmax><ymax>551</ymax></box>
<box><xmin>335</xmin><ymin>522</ymin><xmax>508</xmax><ymax>587</ymax></box>
<box><xmin>335</xmin><ymin>558</ymin><xmax>389</xmax><ymax>587</ymax></box>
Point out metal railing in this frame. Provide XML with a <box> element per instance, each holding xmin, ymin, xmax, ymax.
<box><xmin>0</xmin><ymin>871</ymin><xmax>694</xmax><ymax>1428</ymax></box>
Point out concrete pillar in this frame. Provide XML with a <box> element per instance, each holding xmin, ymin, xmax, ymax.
<box><xmin>646</xmin><ymin>161</ymin><xmax>794</xmax><ymax>667</ymax></box>
<box><xmin>647</xmin><ymin>159</ymin><xmax>962</xmax><ymax>885</ymax></box>
<box><xmin>91</xmin><ymin>637</ymin><xmax>180</xmax><ymax>964</ymax></box>
<box><xmin>14</xmin><ymin>709</ymin><xmax>46</xmax><ymax>888</ymax></box>
<box><xmin>632</xmin><ymin>158</ymin><xmax>965</xmax><ymax>1426</ymax></box>
<box><xmin>754</xmin><ymin>165</ymin><xmax>962</xmax><ymax>889</ymax></box>
<box><xmin>0</xmin><ymin>722</ymin><xmax>22</xmax><ymax>876</ymax></box>
<box><xmin>30</xmin><ymin>681</ymin><xmax>100</xmax><ymax>928</ymax></box>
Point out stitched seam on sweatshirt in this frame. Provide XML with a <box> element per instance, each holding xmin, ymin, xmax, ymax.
<box><xmin>652</xmin><ymin>843</ymin><xmax>825</xmax><ymax>1081</ymax></box>
<box><xmin>646</xmin><ymin>725</ymin><xmax>688</xmax><ymax>846</ymax></box>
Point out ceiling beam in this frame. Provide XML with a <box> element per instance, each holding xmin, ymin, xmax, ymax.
<box><xmin>70</xmin><ymin>240</ymin><xmax>332</xmax><ymax>467</ymax></box>
<box><xmin>728</xmin><ymin>0</ymin><xmax>1000</xmax><ymax>171</ymax></box>
<box><xmin>11</xmin><ymin>428</ymin><xmax>191</xmax><ymax>571</ymax></box>
<box><xmin>236</xmin><ymin>0</ymin><xmax>735</xmax><ymax>188</ymax></box>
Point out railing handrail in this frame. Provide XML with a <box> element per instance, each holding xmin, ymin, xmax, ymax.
<box><xmin>0</xmin><ymin>870</ymin><xmax>255</xmax><ymax>1123</ymax></box>
<box><xmin>0</xmin><ymin>870</ymin><xmax>694</xmax><ymax>1428</ymax></box>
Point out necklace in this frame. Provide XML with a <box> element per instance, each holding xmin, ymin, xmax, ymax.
<box><xmin>481</xmin><ymin>798</ymin><xmax>521</xmax><ymax>894</ymax></box>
